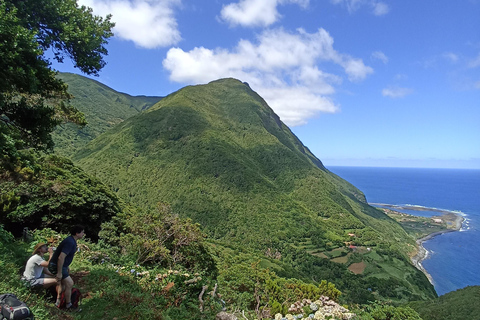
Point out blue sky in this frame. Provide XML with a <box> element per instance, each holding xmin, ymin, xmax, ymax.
<box><xmin>55</xmin><ymin>0</ymin><xmax>480</xmax><ymax>169</ymax></box>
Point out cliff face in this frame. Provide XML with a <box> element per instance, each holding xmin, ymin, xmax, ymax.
<box><xmin>66</xmin><ymin>76</ymin><xmax>435</xmax><ymax>302</ymax></box>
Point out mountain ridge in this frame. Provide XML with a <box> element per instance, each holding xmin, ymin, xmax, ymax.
<box><xmin>52</xmin><ymin>72</ymin><xmax>163</xmax><ymax>157</ymax></box>
<box><xmin>55</xmin><ymin>75</ymin><xmax>435</xmax><ymax>302</ymax></box>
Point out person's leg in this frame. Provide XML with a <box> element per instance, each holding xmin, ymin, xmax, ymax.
<box><xmin>42</xmin><ymin>278</ymin><xmax>58</xmax><ymax>289</ymax></box>
<box><xmin>55</xmin><ymin>282</ymin><xmax>63</xmax><ymax>307</ymax></box>
<box><xmin>62</xmin><ymin>276</ymin><xmax>74</xmax><ymax>306</ymax></box>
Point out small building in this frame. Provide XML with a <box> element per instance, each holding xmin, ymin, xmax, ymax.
<box><xmin>432</xmin><ymin>218</ymin><xmax>443</xmax><ymax>223</ymax></box>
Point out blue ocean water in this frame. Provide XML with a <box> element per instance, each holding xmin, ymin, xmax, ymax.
<box><xmin>327</xmin><ymin>166</ymin><xmax>480</xmax><ymax>296</ymax></box>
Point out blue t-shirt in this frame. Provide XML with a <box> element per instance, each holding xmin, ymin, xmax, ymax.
<box><xmin>51</xmin><ymin>236</ymin><xmax>77</xmax><ymax>268</ymax></box>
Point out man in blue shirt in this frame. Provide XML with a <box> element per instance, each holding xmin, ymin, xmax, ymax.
<box><xmin>48</xmin><ymin>225</ymin><xmax>85</xmax><ymax>310</ymax></box>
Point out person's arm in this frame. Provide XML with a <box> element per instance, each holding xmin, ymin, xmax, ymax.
<box><xmin>55</xmin><ymin>252</ymin><xmax>67</xmax><ymax>280</ymax></box>
<box><xmin>43</xmin><ymin>267</ymin><xmax>54</xmax><ymax>276</ymax></box>
<box><xmin>39</xmin><ymin>247</ymin><xmax>54</xmax><ymax>267</ymax></box>
<box><xmin>43</xmin><ymin>248</ymin><xmax>55</xmax><ymax>276</ymax></box>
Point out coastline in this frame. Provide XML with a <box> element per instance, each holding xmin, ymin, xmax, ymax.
<box><xmin>371</xmin><ymin>203</ymin><xmax>465</xmax><ymax>284</ymax></box>
<box><xmin>409</xmin><ymin>213</ymin><xmax>464</xmax><ymax>284</ymax></box>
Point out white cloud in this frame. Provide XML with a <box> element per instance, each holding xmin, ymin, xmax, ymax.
<box><xmin>163</xmin><ymin>28</ymin><xmax>373</xmax><ymax>126</ymax></box>
<box><xmin>382</xmin><ymin>86</ymin><xmax>413</xmax><ymax>98</ymax></box>
<box><xmin>371</xmin><ymin>51</ymin><xmax>388</xmax><ymax>64</ymax></box>
<box><xmin>372</xmin><ymin>2</ymin><xmax>389</xmax><ymax>16</ymax></box>
<box><xmin>469</xmin><ymin>53</ymin><xmax>480</xmax><ymax>68</ymax></box>
<box><xmin>443</xmin><ymin>52</ymin><xmax>459</xmax><ymax>63</ymax></box>
<box><xmin>220</xmin><ymin>0</ymin><xmax>309</xmax><ymax>27</ymax></box>
<box><xmin>394</xmin><ymin>74</ymin><xmax>408</xmax><ymax>81</ymax></box>
<box><xmin>78</xmin><ymin>0</ymin><xmax>181</xmax><ymax>48</ymax></box>
<box><xmin>331</xmin><ymin>0</ymin><xmax>390</xmax><ymax>16</ymax></box>
<box><xmin>342</xmin><ymin>58</ymin><xmax>374</xmax><ymax>81</ymax></box>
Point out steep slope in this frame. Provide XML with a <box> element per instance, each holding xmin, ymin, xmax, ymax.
<box><xmin>73</xmin><ymin>78</ymin><xmax>435</xmax><ymax>301</ymax></box>
<box><xmin>407</xmin><ymin>286</ymin><xmax>480</xmax><ymax>320</ymax></box>
<box><xmin>52</xmin><ymin>73</ymin><xmax>162</xmax><ymax>157</ymax></box>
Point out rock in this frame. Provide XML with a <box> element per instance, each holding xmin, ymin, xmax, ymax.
<box><xmin>216</xmin><ymin>311</ymin><xmax>238</xmax><ymax>320</ymax></box>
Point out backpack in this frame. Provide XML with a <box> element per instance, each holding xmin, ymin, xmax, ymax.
<box><xmin>0</xmin><ymin>293</ymin><xmax>34</xmax><ymax>320</ymax></box>
<box><xmin>57</xmin><ymin>288</ymin><xmax>81</xmax><ymax>309</ymax></box>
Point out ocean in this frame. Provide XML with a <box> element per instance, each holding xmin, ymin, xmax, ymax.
<box><xmin>327</xmin><ymin>166</ymin><xmax>480</xmax><ymax>296</ymax></box>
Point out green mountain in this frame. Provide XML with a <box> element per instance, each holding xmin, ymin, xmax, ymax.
<box><xmin>52</xmin><ymin>73</ymin><xmax>162</xmax><ymax>157</ymax></box>
<box><xmin>72</xmin><ymin>78</ymin><xmax>435</xmax><ymax>303</ymax></box>
<box><xmin>407</xmin><ymin>286</ymin><xmax>480</xmax><ymax>320</ymax></box>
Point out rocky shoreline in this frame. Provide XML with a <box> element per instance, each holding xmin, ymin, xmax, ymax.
<box><xmin>409</xmin><ymin>212</ymin><xmax>464</xmax><ymax>283</ymax></box>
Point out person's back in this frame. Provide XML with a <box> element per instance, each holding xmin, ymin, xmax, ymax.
<box><xmin>23</xmin><ymin>254</ymin><xmax>44</xmax><ymax>280</ymax></box>
<box><xmin>49</xmin><ymin>235</ymin><xmax>77</xmax><ymax>270</ymax></box>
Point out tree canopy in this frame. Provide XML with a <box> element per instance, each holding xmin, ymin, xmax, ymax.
<box><xmin>0</xmin><ymin>0</ymin><xmax>114</xmax><ymax>152</ymax></box>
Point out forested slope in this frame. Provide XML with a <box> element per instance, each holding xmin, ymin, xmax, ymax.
<box><xmin>73</xmin><ymin>78</ymin><xmax>435</xmax><ymax>302</ymax></box>
<box><xmin>408</xmin><ymin>286</ymin><xmax>480</xmax><ymax>320</ymax></box>
<box><xmin>52</xmin><ymin>73</ymin><xmax>162</xmax><ymax>157</ymax></box>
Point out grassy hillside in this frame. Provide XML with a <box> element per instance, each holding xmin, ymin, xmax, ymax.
<box><xmin>407</xmin><ymin>286</ymin><xmax>480</xmax><ymax>320</ymax></box>
<box><xmin>73</xmin><ymin>78</ymin><xmax>435</xmax><ymax>303</ymax></box>
<box><xmin>52</xmin><ymin>73</ymin><xmax>162</xmax><ymax>157</ymax></box>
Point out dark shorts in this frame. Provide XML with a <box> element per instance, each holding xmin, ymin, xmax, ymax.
<box><xmin>48</xmin><ymin>263</ymin><xmax>70</xmax><ymax>280</ymax></box>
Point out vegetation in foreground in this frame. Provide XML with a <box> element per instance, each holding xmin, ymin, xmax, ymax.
<box><xmin>1</xmin><ymin>0</ymin><xmax>471</xmax><ymax>319</ymax></box>
<box><xmin>1</xmin><ymin>222</ymin><xmax>428</xmax><ymax>320</ymax></box>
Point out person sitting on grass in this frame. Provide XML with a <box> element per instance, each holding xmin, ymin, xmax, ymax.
<box><xmin>22</xmin><ymin>243</ymin><xmax>59</xmax><ymax>289</ymax></box>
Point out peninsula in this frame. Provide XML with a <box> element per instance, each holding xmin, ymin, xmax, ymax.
<box><xmin>372</xmin><ymin>203</ymin><xmax>464</xmax><ymax>283</ymax></box>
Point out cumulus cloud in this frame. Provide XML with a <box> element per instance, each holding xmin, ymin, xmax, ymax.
<box><xmin>382</xmin><ymin>86</ymin><xmax>413</xmax><ymax>98</ymax></box>
<box><xmin>371</xmin><ymin>51</ymin><xmax>388</xmax><ymax>64</ymax></box>
<box><xmin>331</xmin><ymin>0</ymin><xmax>390</xmax><ymax>16</ymax></box>
<box><xmin>78</xmin><ymin>0</ymin><xmax>181</xmax><ymax>48</ymax></box>
<box><xmin>163</xmin><ymin>28</ymin><xmax>373</xmax><ymax>126</ymax></box>
<box><xmin>220</xmin><ymin>0</ymin><xmax>309</xmax><ymax>27</ymax></box>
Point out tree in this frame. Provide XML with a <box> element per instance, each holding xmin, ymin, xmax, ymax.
<box><xmin>0</xmin><ymin>154</ymin><xmax>121</xmax><ymax>239</ymax></box>
<box><xmin>0</xmin><ymin>0</ymin><xmax>114</xmax><ymax>151</ymax></box>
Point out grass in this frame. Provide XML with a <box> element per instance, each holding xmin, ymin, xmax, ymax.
<box><xmin>0</xmin><ymin>230</ymin><xmax>220</xmax><ymax>320</ymax></box>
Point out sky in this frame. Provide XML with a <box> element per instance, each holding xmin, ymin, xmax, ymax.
<box><xmin>53</xmin><ymin>0</ymin><xmax>480</xmax><ymax>169</ymax></box>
